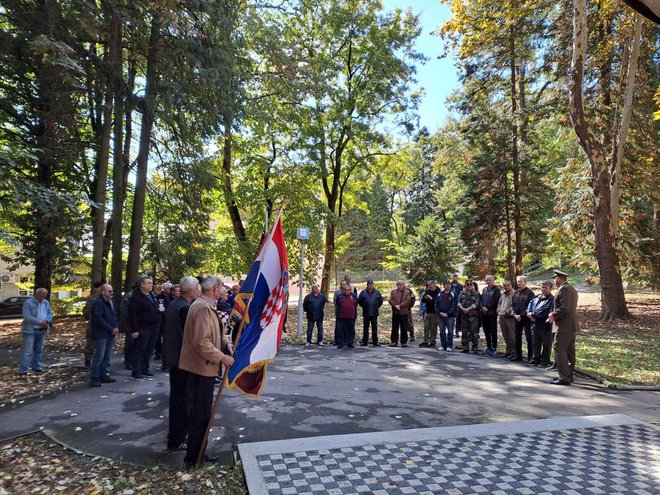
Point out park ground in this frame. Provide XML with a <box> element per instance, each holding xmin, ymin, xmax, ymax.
<box><xmin>0</xmin><ymin>289</ymin><xmax>658</xmax><ymax>494</ymax></box>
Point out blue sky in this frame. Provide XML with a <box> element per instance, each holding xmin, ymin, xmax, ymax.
<box><xmin>382</xmin><ymin>0</ymin><xmax>459</xmax><ymax>132</ymax></box>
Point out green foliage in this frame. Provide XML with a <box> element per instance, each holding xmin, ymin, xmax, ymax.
<box><xmin>394</xmin><ymin>215</ymin><xmax>455</xmax><ymax>287</ymax></box>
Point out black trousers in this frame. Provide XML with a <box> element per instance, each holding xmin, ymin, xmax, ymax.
<box><xmin>515</xmin><ymin>318</ymin><xmax>533</xmax><ymax>360</ymax></box>
<box><xmin>532</xmin><ymin>328</ymin><xmax>553</xmax><ymax>365</ymax></box>
<box><xmin>132</xmin><ymin>329</ymin><xmax>156</xmax><ymax>376</ymax></box>
<box><xmin>123</xmin><ymin>332</ymin><xmax>134</xmax><ymax>368</ymax></box>
<box><xmin>391</xmin><ymin>313</ymin><xmax>408</xmax><ymax>345</ymax></box>
<box><xmin>184</xmin><ymin>373</ymin><xmax>215</xmax><ymax>465</ymax></box>
<box><xmin>336</xmin><ymin>318</ymin><xmax>356</xmax><ymax>346</ymax></box>
<box><xmin>168</xmin><ymin>366</ymin><xmax>192</xmax><ymax>446</ymax></box>
<box><xmin>482</xmin><ymin>314</ymin><xmax>498</xmax><ymax>350</ymax></box>
<box><xmin>362</xmin><ymin>316</ymin><xmax>379</xmax><ymax>344</ymax></box>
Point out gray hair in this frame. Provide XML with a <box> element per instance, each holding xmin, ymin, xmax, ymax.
<box><xmin>200</xmin><ymin>275</ymin><xmax>222</xmax><ymax>293</ymax></box>
<box><xmin>162</xmin><ymin>282</ymin><xmax>173</xmax><ymax>290</ymax></box>
<box><xmin>34</xmin><ymin>288</ymin><xmax>48</xmax><ymax>297</ymax></box>
<box><xmin>138</xmin><ymin>275</ymin><xmax>152</xmax><ymax>287</ymax></box>
<box><xmin>516</xmin><ymin>275</ymin><xmax>527</xmax><ymax>282</ymax></box>
<box><xmin>179</xmin><ymin>276</ymin><xmax>199</xmax><ymax>294</ymax></box>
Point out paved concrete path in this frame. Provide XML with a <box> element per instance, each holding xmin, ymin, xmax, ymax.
<box><xmin>0</xmin><ymin>344</ymin><xmax>658</xmax><ymax>468</ymax></box>
<box><xmin>239</xmin><ymin>414</ymin><xmax>660</xmax><ymax>494</ymax></box>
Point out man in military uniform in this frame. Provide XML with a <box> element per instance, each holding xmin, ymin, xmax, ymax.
<box><xmin>458</xmin><ymin>280</ymin><xmax>481</xmax><ymax>353</ymax></box>
<box><xmin>547</xmin><ymin>270</ymin><xmax>579</xmax><ymax>385</ymax></box>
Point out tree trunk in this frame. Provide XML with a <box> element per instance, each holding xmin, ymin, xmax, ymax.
<box><xmin>509</xmin><ymin>27</ymin><xmax>523</xmax><ymax>278</ymax></box>
<box><xmin>110</xmin><ymin>12</ymin><xmax>124</xmax><ymax>304</ymax></box>
<box><xmin>610</xmin><ymin>13</ymin><xmax>643</xmax><ymax>236</ymax></box>
<box><xmin>90</xmin><ymin>7</ymin><xmax>118</xmax><ymax>286</ymax></box>
<box><xmin>220</xmin><ymin>126</ymin><xmax>247</xmax><ymax>243</ymax></box>
<box><xmin>567</xmin><ymin>0</ymin><xmax>630</xmax><ymax>320</ymax></box>
<box><xmin>125</xmin><ymin>14</ymin><xmax>160</xmax><ymax>288</ymax></box>
<box><xmin>503</xmin><ymin>172</ymin><xmax>515</xmax><ymax>283</ymax></box>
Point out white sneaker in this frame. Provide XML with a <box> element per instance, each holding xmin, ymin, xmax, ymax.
<box><xmin>305</xmin><ymin>342</ymin><xmax>312</xmax><ymax>348</ymax></box>
<box><xmin>318</xmin><ymin>342</ymin><xmax>324</xmax><ymax>347</ymax></box>
<box><xmin>446</xmin><ymin>347</ymin><xmax>453</xmax><ymax>352</ymax></box>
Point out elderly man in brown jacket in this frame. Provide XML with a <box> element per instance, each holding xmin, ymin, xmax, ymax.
<box><xmin>389</xmin><ymin>280</ymin><xmax>411</xmax><ymax>347</ymax></box>
<box><xmin>179</xmin><ymin>276</ymin><xmax>234</xmax><ymax>469</ymax></box>
<box><xmin>547</xmin><ymin>270</ymin><xmax>579</xmax><ymax>385</ymax></box>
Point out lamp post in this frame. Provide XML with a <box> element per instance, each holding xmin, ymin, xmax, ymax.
<box><xmin>296</xmin><ymin>227</ymin><xmax>310</xmax><ymax>336</ymax></box>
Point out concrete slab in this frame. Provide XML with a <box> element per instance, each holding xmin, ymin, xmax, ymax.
<box><xmin>239</xmin><ymin>414</ymin><xmax>660</xmax><ymax>495</ymax></box>
<box><xmin>0</xmin><ymin>344</ymin><xmax>658</xmax><ymax>468</ymax></box>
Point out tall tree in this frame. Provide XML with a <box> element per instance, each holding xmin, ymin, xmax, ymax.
<box><xmin>283</xmin><ymin>0</ymin><xmax>422</xmax><ymax>296</ymax></box>
<box><xmin>567</xmin><ymin>0</ymin><xmax>646</xmax><ymax>320</ymax></box>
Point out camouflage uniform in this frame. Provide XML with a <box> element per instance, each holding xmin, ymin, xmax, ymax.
<box><xmin>458</xmin><ymin>290</ymin><xmax>482</xmax><ymax>352</ymax></box>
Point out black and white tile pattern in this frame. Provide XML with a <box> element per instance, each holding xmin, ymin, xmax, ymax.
<box><xmin>241</xmin><ymin>416</ymin><xmax>660</xmax><ymax>495</ymax></box>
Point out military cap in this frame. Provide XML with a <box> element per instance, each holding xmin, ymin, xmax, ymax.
<box><xmin>552</xmin><ymin>269</ymin><xmax>569</xmax><ymax>278</ymax></box>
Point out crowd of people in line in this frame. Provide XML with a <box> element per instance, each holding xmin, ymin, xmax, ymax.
<box><xmin>19</xmin><ymin>275</ymin><xmax>239</xmax><ymax>469</ymax></box>
<box><xmin>303</xmin><ymin>271</ymin><xmax>579</xmax><ymax>386</ymax></box>
<box><xmin>17</xmin><ymin>268</ymin><xmax>578</xmax><ymax>467</ymax></box>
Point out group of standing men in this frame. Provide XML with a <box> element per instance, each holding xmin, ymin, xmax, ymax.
<box><xmin>302</xmin><ymin>270</ymin><xmax>579</xmax><ymax>386</ymax></box>
<box><xmin>78</xmin><ymin>275</ymin><xmax>236</xmax><ymax>468</ymax></box>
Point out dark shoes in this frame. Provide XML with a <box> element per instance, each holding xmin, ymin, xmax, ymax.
<box><xmin>337</xmin><ymin>344</ymin><xmax>344</xmax><ymax>349</ymax></box>
<box><xmin>360</xmin><ymin>342</ymin><xmax>368</xmax><ymax>346</ymax></box>
<box><xmin>84</xmin><ymin>359</ymin><xmax>91</xmax><ymax>368</ymax></box>
<box><xmin>401</xmin><ymin>343</ymin><xmax>409</xmax><ymax>347</ymax></box>
<box><xmin>100</xmin><ymin>376</ymin><xmax>116</xmax><ymax>383</ymax></box>
<box><xmin>90</xmin><ymin>379</ymin><xmax>102</xmax><ymax>387</ymax></box>
<box><xmin>461</xmin><ymin>349</ymin><xmax>469</xmax><ymax>353</ymax></box>
<box><xmin>131</xmin><ymin>374</ymin><xmax>145</xmax><ymax>380</ymax></box>
<box><xmin>419</xmin><ymin>342</ymin><xmax>429</xmax><ymax>348</ymax></box>
<box><xmin>142</xmin><ymin>370</ymin><xmax>155</xmax><ymax>377</ymax></box>
<box><xmin>372</xmin><ymin>342</ymin><xmax>381</xmax><ymax>347</ymax></box>
<box><xmin>347</xmin><ymin>344</ymin><xmax>355</xmax><ymax>348</ymax></box>
<box><xmin>551</xmin><ymin>378</ymin><xmax>572</xmax><ymax>386</ymax></box>
<box><xmin>388</xmin><ymin>343</ymin><xmax>398</xmax><ymax>347</ymax></box>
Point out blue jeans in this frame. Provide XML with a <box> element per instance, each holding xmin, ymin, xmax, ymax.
<box><xmin>91</xmin><ymin>337</ymin><xmax>115</xmax><ymax>379</ymax></box>
<box><xmin>307</xmin><ymin>319</ymin><xmax>323</xmax><ymax>344</ymax></box>
<box><xmin>20</xmin><ymin>329</ymin><xmax>47</xmax><ymax>373</ymax></box>
<box><xmin>439</xmin><ymin>316</ymin><xmax>455</xmax><ymax>349</ymax></box>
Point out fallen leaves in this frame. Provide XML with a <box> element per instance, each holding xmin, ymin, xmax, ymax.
<box><xmin>0</xmin><ymin>365</ymin><xmax>87</xmax><ymax>404</ymax></box>
<box><xmin>0</xmin><ymin>433</ymin><xmax>246</xmax><ymax>495</ymax></box>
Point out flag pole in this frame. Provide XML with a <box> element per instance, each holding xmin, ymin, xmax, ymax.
<box><xmin>196</xmin><ymin>207</ymin><xmax>285</xmax><ymax>466</ymax></box>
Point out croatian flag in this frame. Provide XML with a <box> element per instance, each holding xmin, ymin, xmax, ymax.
<box><xmin>227</xmin><ymin>214</ymin><xmax>289</xmax><ymax>397</ymax></box>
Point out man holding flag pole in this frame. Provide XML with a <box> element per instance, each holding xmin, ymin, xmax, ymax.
<box><xmin>178</xmin><ymin>276</ymin><xmax>235</xmax><ymax>469</ymax></box>
<box><xmin>193</xmin><ymin>210</ymin><xmax>289</xmax><ymax>467</ymax></box>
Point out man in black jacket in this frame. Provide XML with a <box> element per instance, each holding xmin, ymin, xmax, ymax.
<box><xmin>480</xmin><ymin>275</ymin><xmax>501</xmax><ymax>356</ymax></box>
<box><xmin>512</xmin><ymin>275</ymin><xmax>535</xmax><ymax>362</ymax></box>
<box><xmin>419</xmin><ymin>280</ymin><xmax>441</xmax><ymax>348</ymax></box>
<box><xmin>128</xmin><ymin>276</ymin><xmax>162</xmax><ymax>380</ymax></box>
<box><xmin>162</xmin><ymin>276</ymin><xmax>199</xmax><ymax>451</ymax></box>
<box><xmin>302</xmin><ymin>284</ymin><xmax>326</xmax><ymax>347</ymax></box>
<box><xmin>357</xmin><ymin>280</ymin><xmax>383</xmax><ymax>346</ymax></box>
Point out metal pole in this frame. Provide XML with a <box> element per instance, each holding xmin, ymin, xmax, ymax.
<box><xmin>264</xmin><ymin>209</ymin><xmax>269</xmax><ymax>237</ymax></box>
<box><xmin>296</xmin><ymin>241</ymin><xmax>305</xmax><ymax>336</ymax></box>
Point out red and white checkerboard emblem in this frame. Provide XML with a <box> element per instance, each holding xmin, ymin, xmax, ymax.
<box><xmin>260</xmin><ymin>271</ymin><xmax>289</xmax><ymax>328</ymax></box>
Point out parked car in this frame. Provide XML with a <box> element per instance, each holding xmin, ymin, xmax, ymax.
<box><xmin>0</xmin><ymin>295</ymin><xmax>31</xmax><ymax>318</ymax></box>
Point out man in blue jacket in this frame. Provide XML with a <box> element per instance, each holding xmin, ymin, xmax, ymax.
<box><xmin>89</xmin><ymin>284</ymin><xmax>119</xmax><ymax>387</ymax></box>
<box><xmin>19</xmin><ymin>288</ymin><xmax>53</xmax><ymax>375</ymax></box>
<box><xmin>357</xmin><ymin>280</ymin><xmax>383</xmax><ymax>346</ymax></box>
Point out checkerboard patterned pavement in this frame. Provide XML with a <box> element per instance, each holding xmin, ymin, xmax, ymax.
<box><xmin>242</xmin><ymin>417</ymin><xmax>660</xmax><ymax>495</ymax></box>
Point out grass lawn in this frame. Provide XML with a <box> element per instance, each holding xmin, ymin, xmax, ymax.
<box><xmin>0</xmin><ymin>432</ymin><xmax>247</xmax><ymax>495</ymax></box>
